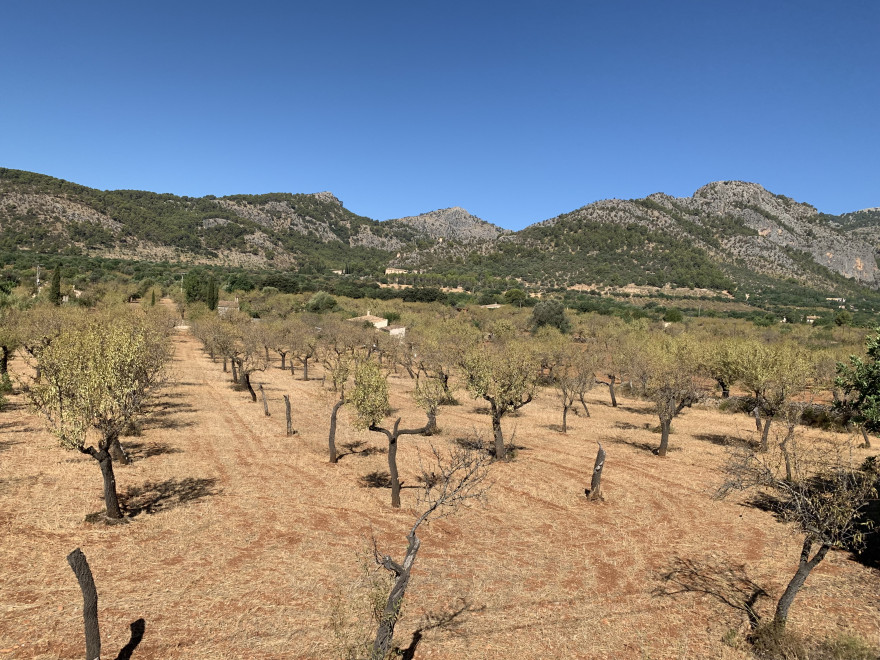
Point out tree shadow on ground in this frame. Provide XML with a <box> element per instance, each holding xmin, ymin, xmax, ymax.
<box><xmin>654</xmin><ymin>556</ymin><xmax>769</xmax><ymax>629</ymax></box>
<box><xmin>399</xmin><ymin>598</ymin><xmax>484</xmax><ymax>660</ymax></box>
<box><xmin>693</xmin><ymin>432</ymin><xmax>755</xmax><ymax>449</ymax></box>
<box><xmin>0</xmin><ymin>438</ymin><xmax>22</xmax><ymax>452</ymax></box>
<box><xmin>123</xmin><ymin>441</ymin><xmax>183</xmax><ymax>462</ymax></box>
<box><xmin>124</xmin><ymin>477</ymin><xmax>221</xmax><ymax>516</ymax></box>
<box><xmin>358</xmin><ymin>471</ymin><xmax>421</xmax><ymax>490</ymax></box>
<box><xmin>337</xmin><ymin>440</ymin><xmax>385</xmax><ymax>460</ymax></box>
<box><xmin>140</xmin><ymin>402</ymin><xmax>197</xmax><ymax>431</ymax></box>
<box><xmin>614</xmin><ymin>421</ymin><xmax>648</xmax><ymax>432</ymax></box>
<box><xmin>113</xmin><ymin>618</ymin><xmax>145</xmax><ymax>660</ymax></box>
<box><xmin>606</xmin><ymin>435</ymin><xmax>675</xmax><ymax>455</ymax></box>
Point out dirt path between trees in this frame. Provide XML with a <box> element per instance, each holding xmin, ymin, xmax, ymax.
<box><xmin>1</xmin><ymin>328</ymin><xmax>878</xmax><ymax>659</ymax></box>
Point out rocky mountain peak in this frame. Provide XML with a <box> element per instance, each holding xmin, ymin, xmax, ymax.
<box><xmin>309</xmin><ymin>191</ymin><xmax>342</xmax><ymax>206</ymax></box>
<box><xmin>387</xmin><ymin>206</ymin><xmax>508</xmax><ymax>243</ymax></box>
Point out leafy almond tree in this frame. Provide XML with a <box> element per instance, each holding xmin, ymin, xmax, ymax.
<box><xmin>29</xmin><ymin>314</ymin><xmax>170</xmax><ymax>519</ymax></box>
<box><xmin>459</xmin><ymin>338</ymin><xmax>538</xmax><ymax>460</ymax></box>
<box><xmin>643</xmin><ymin>335</ymin><xmax>704</xmax><ymax>457</ymax></box>
<box><xmin>351</xmin><ymin>359</ymin><xmax>428</xmax><ymax>508</ymax></box>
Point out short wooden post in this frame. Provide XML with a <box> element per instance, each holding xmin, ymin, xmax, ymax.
<box><xmin>259</xmin><ymin>384</ymin><xmax>270</xmax><ymax>416</ymax></box>
<box><xmin>587</xmin><ymin>442</ymin><xmax>606</xmax><ymax>500</ymax></box>
<box><xmin>67</xmin><ymin>548</ymin><xmax>101</xmax><ymax>660</ymax></box>
<box><xmin>284</xmin><ymin>395</ymin><xmax>296</xmax><ymax>436</ymax></box>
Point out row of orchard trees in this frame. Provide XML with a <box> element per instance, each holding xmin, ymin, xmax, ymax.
<box><xmin>0</xmin><ymin>300</ymin><xmax>175</xmax><ymax>519</ymax></box>
<box><xmin>191</xmin><ymin>303</ymin><xmax>865</xmax><ymax>466</ymax></box>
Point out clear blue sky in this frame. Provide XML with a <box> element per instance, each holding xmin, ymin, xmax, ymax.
<box><xmin>2</xmin><ymin>1</ymin><xmax>877</xmax><ymax>230</ymax></box>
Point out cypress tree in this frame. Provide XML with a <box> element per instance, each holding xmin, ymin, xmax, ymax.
<box><xmin>49</xmin><ymin>265</ymin><xmax>62</xmax><ymax>305</ymax></box>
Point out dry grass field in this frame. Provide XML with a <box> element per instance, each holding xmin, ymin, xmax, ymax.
<box><xmin>1</xmin><ymin>328</ymin><xmax>878</xmax><ymax>659</ymax></box>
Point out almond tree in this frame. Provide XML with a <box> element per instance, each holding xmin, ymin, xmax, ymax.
<box><xmin>643</xmin><ymin>335</ymin><xmax>704</xmax><ymax>457</ymax></box>
<box><xmin>718</xmin><ymin>437</ymin><xmax>878</xmax><ymax>628</ymax></box>
<box><xmin>459</xmin><ymin>337</ymin><xmax>538</xmax><ymax>460</ymax></box>
<box><xmin>553</xmin><ymin>344</ymin><xmax>600</xmax><ymax>432</ymax></box>
<box><xmin>370</xmin><ymin>444</ymin><xmax>489</xmax><ymax>658</ymax></box>
<box><xmin>351</xmin><ymin>359</ymin><xmax>428</xmax><ymax>508</ymax></box>
<box><xmin>29</xmin><ymin>314</ymin><xmax>170</xmax><ymax>519</ymax></box>
<box><xmin>289</xmin><ymin>315</ymin><xmax>321</xmax><ymax>381</ymax></box>
<box><xmin>739</xmin><ymin>341</ymin><xmax>812</xmax><ymax>451</ymax></box>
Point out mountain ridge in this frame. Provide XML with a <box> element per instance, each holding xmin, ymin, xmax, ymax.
<box><xmin>1</xmin><ymin>168</ymin><xmax>878</xmax><ymax>301</ymax></box>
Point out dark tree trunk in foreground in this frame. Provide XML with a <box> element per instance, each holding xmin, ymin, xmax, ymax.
<box><xmin>284</xmin><ymin>395</ymin><xmax>294</xmax><ymax>436</ymax></box>
<box><xmin>243</xmin><ymin>372</ymin><xmax>257</xmax><ymax>402</ymax></box>
<box><xmin>587</xmin><ymin>442</ymin><xmax>606</xmax><ymax>500</ymax></box>
<box><xmin>657</xmin><ymin>417</ymin><xmax>671</xmax><ymax>457</ymax></box>
<box><xmin>328</xmin><ymin>397</ymin><xmax>345</xmax><ymax>463</ymax></box>
<box><xmin>67</xmin><ymin>548</ymin><xmax>145</xmax><ymax>660</ymax></box>
<box><xmin>370</xmin><ymin>418</ymin><xmax>427</xmax><ymax>508</ymax></box>
<box><xmin>84</xmin><ymin>447</ymin><xmax>123</xmax><ymax>519</ymax></box>
<box><xmin>716</xmin><ymin>378</ymin><xmax>730</xmax><ymax>398</ymax></box>
<box><xmin>760</xmin><ymin>416</ymin><xmax>773</xmax><ymax>452</ymax></box>
<box><xmin>372</xmin><ymin>531</ymin><xmax>421</xmax><ymax>660</ymax></box>
<box><xmin>67</xmin><ymin>548</ymin><xmax>101</xmax><ymax>660</ymax></box>
<box><xmin>774</xmin><ymin>537</ymin><xmax>829</xmax><ymax>628</ymax></box>
<box><xmin>259</xmin><ymin>384</ymin><xmax>270</xmax><ymax>416</ymax></box>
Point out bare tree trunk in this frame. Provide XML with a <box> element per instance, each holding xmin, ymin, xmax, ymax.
<box><xmin>608</xmin><ymin>375</ymin><xmax>617</xmax><ymax>408</ymax></box>
<box><xmin>328</xmin><ymin>398</ymin><xmax>344</xmax><ymax>463</ymax></box>
<box><xmin>290</xmin><ymin>360</ymin><xmax>295</xmax><ymax>377</ymax></box>
<box><xmin>760</xmin><ymin>416</ymin><xmax>773</xmax><ymax>452</ymax></box>
<box><xmin>222</xmin><ymin>356</ymin><xmax>227</xmax><ymax>373</ymax></box>
<box><xmin>780</xmin><ymin>424</ymin><xmax>795</xmax><ymax>482</ymax></box>
<box><xmin>230</xmin><ymin>359</ymin><xmax>238</xmax><ymax>383</ymax></box>
<box><xmin>284</xmin><ymin>395</ymin><xmax>294</xmax><ymax>436</ymax></box>
<box><xmin>490</xmin><ymin>400</ymin><xmax>506</xmax><ymax>460</ymax></box>
<box><xmin>243</xmin><ymin>372</ymin><xmax>257</xmax><ymax>402</ymax></box>
<box><xmin>302</xmin><ymin>357</ymin><xmax>310</xmax><ymax>381</ymax></box>
<box><xmin>657</xmin><ymin>417</ymin><xmax>671</xmax><ymax>457</ymax></box>
<box><xmin>753</xmin><ymin>406</ymin><xmax>762</xmax><ymax>433</ymax></box>
<box><xmin>259</xmin><ymin>384</ymin><xmax>270</xmax><ymax>416</ymax></box>
<box><xmin>578</xmin><ymin>394</ymin><xmax>591</xmax><ymax>418</ymax></box>
<box><xmin>424</xmin><ymin>409</ymin><xmax>439</xmax><ymax>435</ymax></box>
<box><xmin>562</xmin><ymin>405</ymin><xmax>569</xmax><ymax>433</ymax></box>
<box><xmin>388</xmin><ymin>433</ymin><xmax>401</xmax><ymax>508</ymax></box>
<box><xmin>861</xmin><ymin>425</ymin><xmax>872</xmax><ymax>449</ymax></box>
<box><xmin>84</xmin><ymin>447</ymin><xmax>123</xmax><ymax>519</ymax></box>
<box><xmin>0</xmin><ymin>346</ymin><xmax>8</xmax><ymax>375</ymax></box>
<box><xmin>67</xmin><ymin>548</ymin><xmax>101</xmax><ymax>660</ymax></box>
<box><xmin>717</xmin><ymin>378</ymin><xmax>730</xmax><ymax>398</ymax></box>
<box><xmin>371</xmin><ymin>532</ymin><xmax>420</xmax><ymax>660</ymax></box>
<box><xmin>588</xmin><ymin>442</ymin><xmax>606</xmax><ymax>500</ymax></box>
<box><xmin>773</xmin><ymin>537</ymin><xmax>829</xmax><ymax>628</ymax></box>
<box><xmin>279</xmin><ymin>352</ymin><xmax>286</xmax><ymax>370</ymax></box>
<box><xmin>265</xmin><ymin>346</ymin><xmax>270</xmax><ymax>363</ymax></box>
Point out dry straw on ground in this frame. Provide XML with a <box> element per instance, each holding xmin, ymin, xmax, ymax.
<box><xmin>1</xmin><ymin>330</ymin><xmax>878</xmax><ymax>659</ymax></box>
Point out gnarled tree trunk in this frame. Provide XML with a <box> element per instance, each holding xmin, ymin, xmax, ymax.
<box><xmin>83</xmin><ymin>446</ymin><xmax>123</xmax><ymax>519</ymax></box>
<box><xmin>328</xmin><ymin>397</ymin><xmax>345</xmax><ymax>463</ymax></box>
<box><xmin>657</xmin><ymin>417</ymin><xmax>671</xmax><ymax>457</ymax></box>
<box><xmin>371</xmin><ymin>532</ymin><xmax>421</xmax><ymax>660</ymax></box>
<box><xmin>67</xmin><ymin>548</ymin><xmax>101</xmax><ymax>660</ymax></box>
<box><xmin>774</xmin><ymin>537</ymin><xmax>829</xmax><ymax>628</ymax></box>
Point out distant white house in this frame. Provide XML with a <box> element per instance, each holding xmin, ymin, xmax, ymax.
<box><xmin>217</xmin><ymin>298</ymin><xmax>240</xmax><ymax>317</ymax></box>
<box><xmin>382</xmin><ymin>324</ymin><xmax>407</xmax><ymax>338</ymax></box>
<box><xmin>479</xmin><ymin>303</ymin><xmax>503</xmax><ymax>309</ymax></box>
<box><xmin>385</xmin><ymin>267</ymin><xmax>409</xmax><ymax>275</ymax></box>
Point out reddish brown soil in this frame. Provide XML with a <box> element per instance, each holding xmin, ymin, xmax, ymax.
<box><xmin>1</xmin><ymin>329</ymin><xmax>878</xmax><ymax>659</ymax></box>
